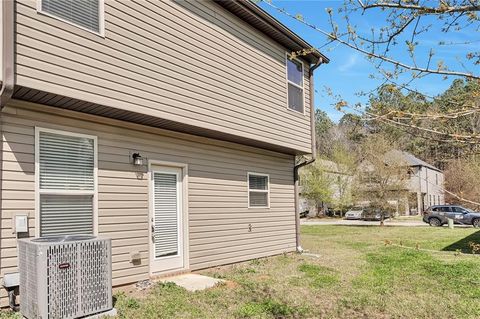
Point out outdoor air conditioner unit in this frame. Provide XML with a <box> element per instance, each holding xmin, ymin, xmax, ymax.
<box><xmin>18</xmin><ymin>235</ymin><xmax>112</xmax><ymax>319</ymax></box>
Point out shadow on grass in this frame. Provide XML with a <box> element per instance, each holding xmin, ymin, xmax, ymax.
<box><xmin>442</xmin><ymin>230</ymin><xmax>480</xmax><ymax>254</ymax></box>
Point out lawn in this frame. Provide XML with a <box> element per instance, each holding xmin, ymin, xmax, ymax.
<box><xmin>2</xmin><ymin>226</ymin><xmax>480</xmax><ymax>319</ymax></box>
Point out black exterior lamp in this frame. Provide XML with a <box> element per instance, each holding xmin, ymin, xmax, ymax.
<box><xmin>132</xmin><ymin>153</ymin><xmax>143</xmax><ymax>166</ymax></box>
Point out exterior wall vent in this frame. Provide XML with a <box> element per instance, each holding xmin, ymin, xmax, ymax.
<box><xmin>18</xmin><ymin>236</ymin><xmax>112</xmax><ymax>319</ymax></box>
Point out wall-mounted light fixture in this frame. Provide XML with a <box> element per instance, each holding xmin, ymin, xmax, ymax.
<box><xmin>132</xmin><ymin>153</ymin><xmax>143</xmax><ymax>166</ymax></box>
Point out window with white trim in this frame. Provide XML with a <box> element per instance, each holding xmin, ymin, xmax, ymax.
<box><xmin>286</xmin><ymin>55</ymin><xmax>304</xmax><ymax>113</ymax></box>
<box><xmin>248</xmin><ymin>173</ymin><xmax>269</xmax><ymax>208</ymax></box>
<box><xmin>37</xmin><ymin>129</ymin><xmax>96</xmax><ymax>237</ymax></box>
<box><xmin>39</xmin><ymin>0</ymin><xmax>102</xmax><ymax>34</ymax></box>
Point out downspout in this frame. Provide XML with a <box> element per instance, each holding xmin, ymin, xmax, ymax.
<box><xmin>0</xmin><ymin>0</ymin><xmax>14</xmax><ymax>107</ymax></box>
<box><xmin>0</xmin><ymin>0</ymin><xmax>15</xmax><ymax>310</ymax></box>
<box><xmin>293</xmin><ymin>57</ymin><xmax>324</xmax><ymax>253</ymax></box>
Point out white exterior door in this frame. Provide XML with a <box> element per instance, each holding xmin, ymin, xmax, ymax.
<box><xmin>150</xmin><ymin>166</ymin><xmax>185</xmax><ymax>274</ymax></box>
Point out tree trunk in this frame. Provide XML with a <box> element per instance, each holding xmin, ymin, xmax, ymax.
<box><xmin>316</xmin><ymin>203</ymin><xmax>322</xmax><ymax>217</ymax></box>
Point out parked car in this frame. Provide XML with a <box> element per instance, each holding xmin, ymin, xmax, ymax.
<box><xmin>300</xmin><ymin>210</ymin><xmax>309</xmax><ymax>218</ymax></box>
<box><xmin>325</xmin><ymin>208</ymin><xmax>337</xmax><ymax>217</ymax></box>
<box><xmin>345</xmin><ymin>207</ymin><xmax>365</xmax><ymax>220</ymax></box>
<box><xmin>362</xmin><ymin>207</ymin><xmax>392</xmax><ymax>221</ymax></box>
<box><xmin>423</xmin><ymin>205</ymin><xmax>480</xmax><ymax>227</ymax></box>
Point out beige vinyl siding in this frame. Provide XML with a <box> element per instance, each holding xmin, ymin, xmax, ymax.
<box><xmin>15</xmin><ymin>0</ymin><xmax>312</xmax><ymax>154</ymax></box>
<box><xmin>0</xmin><ymin>101</ymin><xmax>296</xmax><ymax>305</ymax></box>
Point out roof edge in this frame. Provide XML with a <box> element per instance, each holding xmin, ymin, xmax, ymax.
<box><xmin>214</xmin><ymin>0</ymin><xmax>329</xmax><ymax>65</ymax></box>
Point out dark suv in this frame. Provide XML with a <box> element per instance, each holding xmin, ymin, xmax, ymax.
<box><xmin>423</xmin><ymin>205</ymin><xmax>480</xmax><ymax>227</ymax></box>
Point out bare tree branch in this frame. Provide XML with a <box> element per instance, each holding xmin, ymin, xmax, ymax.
<box><xmin>261</xmin><ymin>0</ymin><xmax>479</xmax><ymax>79</ymax></box>
<box><xmin>358</xmin><ymin>1</ymin><xmax>480</xmax><ymax>14</ymax></box>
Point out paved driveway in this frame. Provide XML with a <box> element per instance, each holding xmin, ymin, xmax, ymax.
<box><xmin>301</xmin><ymin>218</ymin><xmax>475</xmax><ymax>228</ymax></box>
<box><xmin>301</xmin><ymin>219</ymin><xmax>426</xmax><ymax>227</ymax></box>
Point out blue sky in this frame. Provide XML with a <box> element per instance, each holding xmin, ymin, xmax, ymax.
<box><xmin>258</xmin><ymin>0</ymin><xmax>480</xmax><ymax>122</ymax></box>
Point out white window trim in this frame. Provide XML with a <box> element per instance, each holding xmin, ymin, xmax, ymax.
<box><xmin>35</xmin><ymin>127</ymin><xmax>98</xmax><ymax>237</ymax></box>
<box><xmin>37</xmin><ymin>0</ymin><xmax>105</xmax><ymax>37</ymax></box>
<box><xmin>247</xmin><ymin>172</ymin><xmax>270</xmax><ymax>209</ymax></box>
<box><xmin>285</xmin><ymin>52</ymin><xmax>306</xmax><ymax>115</ymax></box>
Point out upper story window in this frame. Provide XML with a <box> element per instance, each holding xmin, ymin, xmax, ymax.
<box><xmin>248</xmin><ymin>173</ymin><xmax>270</xmax><ymax>208</ymax></box>
<box><xmin>286</xmin><ymin>55</ymin><xmax>304</xmax><ymax>113</ymax></box>
<box><xmin>36</xmin><ymin>128</ymin><xmax>97</xmax><ymax>236</ymax></box>
<box><xmin>39</xmin><ymin>0</ymin><xmax>103</xmax><ymax>35</ymax></box>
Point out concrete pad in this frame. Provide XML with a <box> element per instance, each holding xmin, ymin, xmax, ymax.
<box><xmin>159</xmin><ymin>274</ymin><xmax>224</xmax><ymax>292</ymax></box>
<box><xmin>24</xmin><ymin>309</ymin><xmax>117</xmax><ymax>319</ymax></box>
<box><xmin>75</xmin><ymin>308</ymin><xmax>117</xmax><ymax>319</ymax></box>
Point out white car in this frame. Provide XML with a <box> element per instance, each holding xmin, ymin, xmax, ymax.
<box><xmin>345</xmin><ymin>207</ymin><xmax>364</xmax><ymax>220</ymax></box>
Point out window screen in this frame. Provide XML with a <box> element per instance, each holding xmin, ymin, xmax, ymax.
<box><xmin>38</xmin><ymin>130</ymin><xmax>96</xmax><ymax>236</ymax></box>
<box><xmin>286</xmin><ymin>56</ymin><xmax>304</xmax><ymax>112</ymax></box>
<box><xmin>248</xmin><ymin>174</ymin><xmax>269</xmax><ymax>208</ymax></box>
<box><xmin>288</xmin><ymin>84</ymin><xmax>304</xmax><ymax>113</ymax></box>
<box><xmin>41</xmin><ymin>0</ymin><xmax>101</xmax><ymax>33</ymax></box>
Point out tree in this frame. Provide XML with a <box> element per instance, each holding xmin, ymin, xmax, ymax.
<box><xmin>259</xmin><ymin>0</ymin><xmax>480</xmax><ymax>146</ymax></box>
<box><xmin>366</xmin><ymin>80</ymin><xmax>480</xmax><ymax>169</ymax></box>
<box><xmin>301</xmin><ymin>161</ymin><xmax>334</xmax><ymax>216</ymax></box>
<box><xmin>339</xmin><ymin>113</ymin><xmax>367</xmax><ymax>143</ymax></box>
<box><xmin>330</xmin><ymin>145</ymin><xmax>357</xmax><ymax>216</ymax></box>
<box><xmin>355</xmin><ymin>135</ymin><xmax>410</xmax><ymax>225</ymax></box>
<box><xmin>315</xmin><ymin>109</ymin><xmax>335</xmax><ymax>156</ymax></box>
<box><xmin>444</xmin><ymin>157</ymin><xmax>480</xmax><ymax>209</ymax></box>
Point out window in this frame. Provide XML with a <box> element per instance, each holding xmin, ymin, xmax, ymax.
<box><xmin>39</xmin><ymin>0</ymin><xmax>103</xmax><ymax>34</ymax></box>
<box><xmin>248</xmin><ymin>173</ymin><xmax>269</xmax><ymax>208</ymax></box>
<box><xmin>36</xmin><ymin>128</ymin><xmax>97</xmax><ymax>237</ymax></box>
<box><xmin>286</xmin><ymin>55</ymin><xmax>304</xmax><ymax>113</ymax></box>
<box><xmin>452</xmin><ymin>207</ymin><xmax>468</xmax><ymax>214</ymax></box>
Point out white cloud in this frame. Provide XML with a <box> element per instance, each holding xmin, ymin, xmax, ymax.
<box><xmin>338</xmin><ymin>53</ymin><xmax>359</xmax><ymax>72</ymax></box>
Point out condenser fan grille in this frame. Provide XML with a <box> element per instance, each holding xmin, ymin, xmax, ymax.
<box><xmin>18</xmin><ymin>237</ymin><xmax>112</xmax><ymax>319</ymax></box>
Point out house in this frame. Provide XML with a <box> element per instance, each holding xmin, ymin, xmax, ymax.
<box><xmin>301</xmin><ymin>151</ymin><xmax>444</xmax><ymax>217</ymax></box>
<box><xmin>0</xmin><ymin>0</ymin><xmax>328</xmax><ymax>306</ymax></box>
<box><xmin>393</xmin><ymin>151</ymin><xmax>445</xmax><ymax>214</ymax></box>
<box><xmin>358</xmin><ymin>150</ymin><xmax>445</xmax><ymax>215</ymax></box>
<box><xmin>299</xmin><ymin>159</ymin><xmax>353</xmax><ymax>216</ymax></box>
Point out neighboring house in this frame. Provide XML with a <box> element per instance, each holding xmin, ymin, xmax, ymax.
<box><xmin>299</xmin><ymin>159</ymin><xmax>353</xmax><ymax>216</ymax></box>
<box><xmin>394</xmin><ymin>151</ymin><xmax>445</xmax><ymax>214</ymax></box>
<box><xmin>359</xmin><ymin>150</ymin><xmax>445</xmax><ymax>215</ymax></box>
<box><xmin>0</xmin><ymin>0</ymin><xmax>328</xmax><ymax>306</ymax></box>
<box><xmin>306</xmin><ymin>150</ymin><xmax>445</xmax><ymax>216</ymax></box>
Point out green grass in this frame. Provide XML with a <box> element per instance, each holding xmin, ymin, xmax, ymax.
<box><xmin>392</xmin><ymin>214</ymin><xmax>424</xmax><ymax>221</ymax></box>
<box><xmin>2</xmin><ymin>226</ymin><xmax>479</xmax><ymax>318</ymax></box>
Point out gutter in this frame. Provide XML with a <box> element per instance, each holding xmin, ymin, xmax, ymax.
<box><xmin>238</xmin><ymin>1</ymin><xmax>330</xmax><ymax>64</ymax></box>
<box><xmin>0</xmin><ymin>0</ymin><xmax>14</xmax><ymax>108</ymax></box>
<box><xmin>214</xmin><ymin>1</ymin><xmax>330</xmax><ymax>65</ymax></box>
<box><xmin>293</xmin><ymin>57</ymin><xmax>325</xmax><ymax>252</ymax></box>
